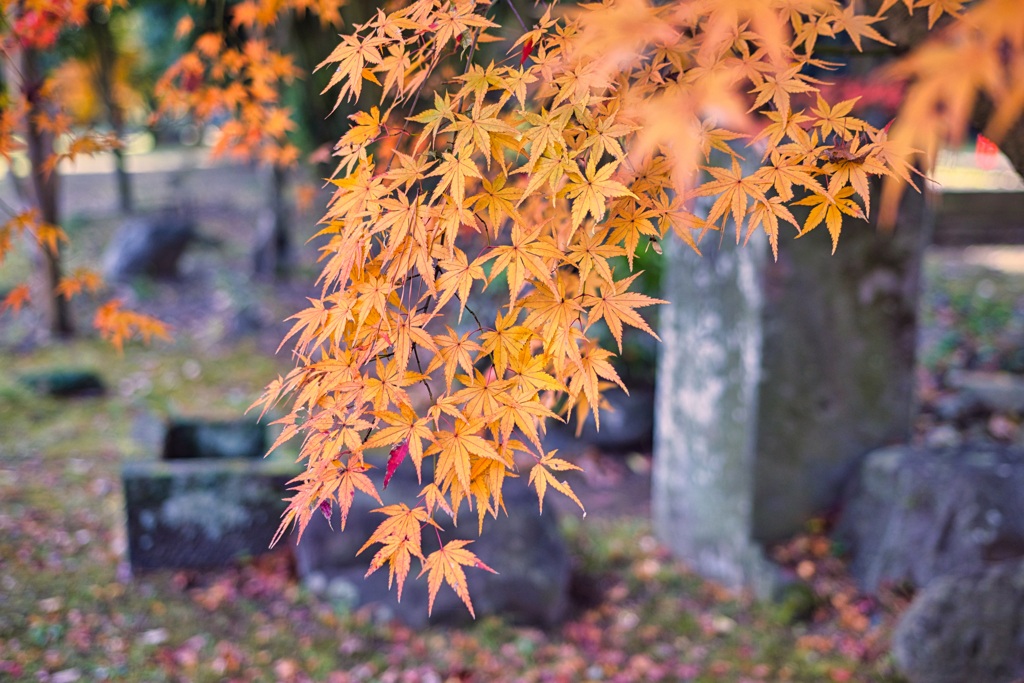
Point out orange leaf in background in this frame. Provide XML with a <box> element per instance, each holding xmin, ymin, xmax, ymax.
<box><xmin>1</xmin><ymin>285</ymin><xmax>31</xmax><ymax>315</ymax></box>
<box><xmin>33</xmin><ymin>223</ymin><xmax>67</xmax><ymax>255</ymax></box>
<box><xmin>93</xmin><ymin>300</ymin><xmax>171</xmax><ymax>352</ymax></box>
<box><xmin>55</xmin><ymin>270</ymin><xmax>101</xmax><ymax>300</ymax></box>
<box><xmin>174</xmin><ymin>15</ymin><xmax>194</xmax><ymax>39</ymax></box>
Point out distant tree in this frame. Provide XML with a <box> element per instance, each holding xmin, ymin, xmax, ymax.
<box><xmin>0</xmin><ymin>0</ymin><xmax>163</xmax><ymax>342</ymax></box>
<box><xmin>250</xmin><ymin>0</ymin><xmax>1024</xmax><ymax>616</ymax></box>
<box><xmin>153</xmin><ymin>0</ymin><xmax>346</xmax><ymax>279</ymax></box>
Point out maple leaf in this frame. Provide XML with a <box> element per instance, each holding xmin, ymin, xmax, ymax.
<box><xmin>451</xmin><ymin>368</ymin><xmax>511</xmax><ymax>423</ymax></box>
<box><xmin>747</xmin><ymin>196</ymin><xmax>800</xmax><ymax>261</ymax></box>
<box><xmin>479</xmin><ymin>310</ymin><xmax>533</xmax><ymax>378</ymax></box>
<box><xmin>1</xmin><ymin>284</ymin><xmax>31</xmax><ymax>315</ymax></box>
<box><xmin>508</xmin><ymin>347</ymin><xmax>566</xmax><ymax>397</ymax></box>
<box><xmin>419</xmin><ymin>539</ymin><xmax>497</xmax><ymax>618</ymax></box>
<box><xmin>433</xmin><ymin>249</ymin><xmax>485</xmax><ymax>322</ymax></box>
<box><xmin>33</xmin><ymin>223</ymin><xmax>67</xmax><ymax>255</ymax></box>
<box><xmin>426</xmin><ymin>326</ymin><xmax>482</xmax><ymax>392</ymax></box>
<box><xmin>383</xmin><ymin>440</ymin><xmax>409</xmax><ymax>489</ymax></box>
<box><xmin>317</xmin><ymin>33</ymin><xmax>388</xmax><ymax>109</ymax></box>
<box><xmin>567</xmin><ymin>342</ymin><xmax>628</xmax><ymax>430</ymax></box>
<box><xmin>341</xmin><ymin>106</ymin><xmax>383</xmax><ymax>147</ymax></box>
<box><xmin>520</xmin><ymin>277</ymin><xmax>586</xmax><ymax>369</ymax></box>
<box><xmin>384</xmin><ymin>150</ymin><xmax>435</xmax><ymax>191</ymax></box>
<box><xmin>481</xmin><ymin>223</ymin><xmax>559</xmax><ymax>305</ymax></box>
<box><xmin>528</xmin><ymin>450</ymin><xmax>585</xmax><ymax>515</ymax></box>
<box><xmin>811</xmin><ymin>94</ymin><xmax>864</xmax><ymax>141</ymax></box>
<box><xmin>566</xmin><ymin>227</ymin><xmax>625</xmax><ymax>287</ymax></box>
<box><xmin>517</xmin><ymin>106</ymin><xmax>572</xmax><ymax>173</ymax></box>
<box><xmin>469</xmin><ymin>174</ymin><xmax>523</xmax><ymax>237</ymax></box>
<box><xmin>93</xmin><ymin>300</ymin><xmax>171</xmax><ymax>353</ymax></box>
<box><xmin>583</xmin><ymin>272</ymin><xmax>667</xmax><ymax>352</ymax></box>
<box><xmin>55</xmin><ymin>269</ymin><xmax>102</xmax><ymax>300</ymax></box>
<box><xmin>831</xmin><ymin>5</ymin><xmax>895</xmax><ymax>51</ymax></box>
<box><xmin>333</xmin><ymin>454</ymin><xmax>384</xmax><ymax>530</ymax></box>
<box><xmin>428</xmin><ymin>418</ymin><xmax>502</xmax><ymax>497</ymax></box>
<box><xmin>494</xmin><ymin>388</ymin><xmax>560</xmax><ymax>449</ymax></box>
<box><xmin>359</xmin><ymin>504</ymin><xmax>439</xmax><ymax>600</ymax></box>
<box><xmin>429</xmin><ymin>151</ymin><xmax>481</xmax><ymax>208</ymax></box>
<box><xmin>407</xmin><ymin>92</ymin><xmax>456</xmax><ymax>147</ymax></box>
<box><xmin>748</xmin><ymin>65</ymin><xmax>818</xmax><ymax>114</ymax></box>
<box><xmin>444</xmin><ymin>103</ymin><xmax>518</xmax><ymax>169</ymax></box>
<box><xmin>563</xmin><ymin>159</ymin><xmax>635</xmax><ymax>234</ymax></box>
<box><xmin>793</xmin><ymin>187</ymin><xmax>865</xmax><ymax>254</ymax></box>
<box><xmin>694</xmin><ymin>157</ymin><xmax>769</xmax><ymax>238</ymax></box>
<box><xmin>366</xmin><ymin>404</ymin><xmax>434</xmax><ymax>481</ymax></box>
<box><xmin>921</xmin><ymin>0</ymin><xmax>966</xmax><ymax>28</ymax></box>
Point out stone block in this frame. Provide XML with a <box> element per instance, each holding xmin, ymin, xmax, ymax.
<box><xmin>294</xmin><ymin>468</ymin><xmax>571</xmax><ymax>627</ymax></box>
<box><xmin>837</xmin><ymin>444</ymin><xmax>1024</xmax><ymax>592</ymax></box>
<box><xmin>893</xmin><ymin>559</ymin><xmax>1024</xmax><ymax>683</ymax></box>
<box><xmin>19</xmin><ymin>369</ymin><xmax>105</xmax><ymax>398</ymax></box>
<box><xmin>103</xmin><ymin>210</ymin><xmax>195</xmax><ymax>281</ymax></box>
<box><xmin>122</xmin><ymin>458</ymin><xmax>297</xmax><ymax>571</ymax></box>
<box><xmin>162</xmin><ymin>418</ymin><xmax>267</xmax><ymax>460</ymax></box>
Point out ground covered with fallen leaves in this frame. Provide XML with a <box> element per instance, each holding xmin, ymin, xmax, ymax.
<box><xmin>0</xmin><ymin>341</ymin><xmax>911</xmax><ymax>683</ymax></box>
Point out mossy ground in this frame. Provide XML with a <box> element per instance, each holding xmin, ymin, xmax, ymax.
<box><xmin>0</xmin><ymin>333</ymin><xmax>910</xmax><ymax>682</ymax></box>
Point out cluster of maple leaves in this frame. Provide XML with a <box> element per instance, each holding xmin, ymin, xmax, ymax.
<box><xmin>245</xmin><ymin>0</ymin><xmax>1024</xmax><ymax>616</ymax></box>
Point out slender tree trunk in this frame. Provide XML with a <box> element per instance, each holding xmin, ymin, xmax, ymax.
<box><xmin>23</xmin><ymin>46</ymin><xmax>74</xmax><ymax>338</ymax></box>
<box><xmin>261</xmin><ymin>16</ymin><xmax>293</xmax><ymax>280</ymax></box>
<box><xmin>89</xmin><ymin>8</ymin><xmax>133</xmax><ymax>214</ymax></box>
<box><xmin>269</xmin><ymin>163</ymin><xmax>291</xmax><ymax>280</ymax></box>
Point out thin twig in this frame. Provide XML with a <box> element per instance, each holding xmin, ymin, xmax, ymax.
<box><xmin>504</xmin><ymin>0</ymin><xmax>529</xmax><ymax>32</ymax></box>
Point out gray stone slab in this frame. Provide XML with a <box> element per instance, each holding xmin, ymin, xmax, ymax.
<box><xmin>837</xmin><ymin>444</ymin><xmax>1024</xmax><ymax>592</ymax></box>
<box><xmin>294</xmin><ymin>468</ymin><xmax>571</xmax><ymax>627</ymax></box>
<box><xmin>893</xmin><ymin>559</ymin><xmax>1024</xmax><ymax>683</ymax></box>
<box><xmin>122</xmin><ymin>458</ymin><xmax>298</xmax><ymax>571</ymax></box>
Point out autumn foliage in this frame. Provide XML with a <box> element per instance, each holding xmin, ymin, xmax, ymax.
<box><xmin>245</xmin><ymin>0</ymin><xmax>1024</xmax><ymax>615</ymax></box>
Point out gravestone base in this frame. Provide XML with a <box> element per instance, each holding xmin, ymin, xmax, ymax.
<box><xmin>294</xmin><ymin>468</ymin><xmax>571</xmax><ymax>628</ymax></box>
<box><xmin>122</xmin><ymin>458</ymin><xmax>297</xmax><ymax>571</ymax></box>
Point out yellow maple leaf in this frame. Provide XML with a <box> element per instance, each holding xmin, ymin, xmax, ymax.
<box><xmin>528</xmin><ymin>450</ymin><xmax>585</xmax><ymax>515</ymax></box>
<box><xmin>419</xmin><ymin>539</ymin><xmax>496</xmax><ymax>617</ymax></box>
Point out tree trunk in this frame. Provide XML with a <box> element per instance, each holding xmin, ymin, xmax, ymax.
<box><xmin>253</xmin><ymin>162</ymin><xmax>292</xmax><ymax>280</ymax></box>
<box><xmin>23</xmin><ymin>46</ymin><xmax>74</xmax><ymax>338</ymax></box>
<box><xmin>89</xmin><ymin>7</ymin><xmax>133</xmax><ymax>214</ymax></box>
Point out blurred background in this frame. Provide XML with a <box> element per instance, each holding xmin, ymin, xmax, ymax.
<box><xmin>2</xmin><ymin>2</ymin><xmax>1024</xmax><ymax>682</ymax></box>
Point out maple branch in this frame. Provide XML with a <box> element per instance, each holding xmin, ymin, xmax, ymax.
<box><xmin>462</xmin><ymin>302</ymin><xmax>484</xmax><ymax>331</ymax></box>
<box><xmin>0</xmin><ymin>196</ymin><xmax>23</xmax><ymax>218</ymax></box>
<box><xmin>503</xmin><ymin>0</ymin><xmax>529</xmax><ymax>33</ymax></box>
<box><xmin>412</xmin><ymin>343</ymin><xmax>435</xmax><ymax>402</ymax></box>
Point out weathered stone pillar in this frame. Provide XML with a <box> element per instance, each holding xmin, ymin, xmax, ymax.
<box><xmin>653</xmin><ymin>187</ymin><xmax>927</xmax><ymax>589</ymax></box>
<box><xmin>652</xmin><ymin>228</ymin><xmax>777</xmax><ymax>593</ymax></box>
